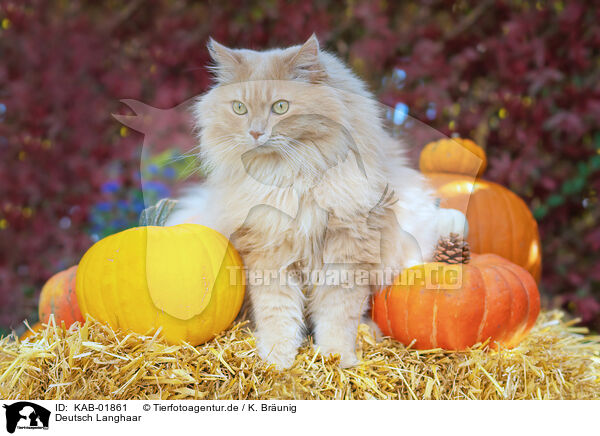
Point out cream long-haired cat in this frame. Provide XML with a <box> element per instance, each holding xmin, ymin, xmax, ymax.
<box><xmin>166</xmin><ymin>35</ymin><xmax>466</xmax><ymax>368</ymax></box>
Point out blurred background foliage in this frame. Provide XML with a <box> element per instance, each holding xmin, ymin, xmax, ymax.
<box><xmin>0</xmin><ymin>0</ymin><xmax>599</xmax><ymax>334</ymax></box>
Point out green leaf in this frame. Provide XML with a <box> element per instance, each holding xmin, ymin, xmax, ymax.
<box><xmin>534</xmin><ymin>204</ymin><xmax>549</xmax><ymax>219</ymax></box>
<box><xmin>23</xmin><ymin>285</ymin><xmax>35</xmax><ymax>298</ymax></box>
<box><xmin>594</xmin><ymin>132</ymin><xmax>600</xmax><ymax>150</ymax></box>
<box><xmin>547</xmin><ymin>194</ymin><xmax>565</xmax><ymax>207</ymax></box>
<box><xmin>561</xmin><ymin>180</ymin><xmax>575</xmax><ymax>195</ymax></box>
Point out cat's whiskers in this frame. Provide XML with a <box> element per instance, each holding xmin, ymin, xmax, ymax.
<box><xmin>262</xmin><ymin>138</ymin><xmax>299</xmax><ymax>175</ymax></box>
<box><xmin>275</xmin><ymin>140</ymin><xmax>312</xmax><ymax>177</ymax></box>
<box><xmin>166</xmin><ymin>134</ymin><xmax>237</xmax><ymax>164</ymax></box>
<box><xmin>283</xmin><ymin>135</ymin><xmax>330</xmax><ymax>169</ymax></box>
<box><xmin>176</xmin><ymin>135</ymin><xmax>238</xmax><ymax>179</ymax></box>
<box><xmin>275</xmin><ymin>135</ymin><xmax>323</xmax><ymax>180</ymax></box>
<box><xmin>215</xmin><ymin>140</ymin><xmax>242</xmax><ymax>157</ymax></box>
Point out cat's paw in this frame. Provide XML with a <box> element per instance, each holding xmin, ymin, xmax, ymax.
<box><xmin>256</xmin><ymin>338</ymin><xmax>298</xmax><ymax>370</ymax></box>
<box><xmin>437</xmin><ymin>208</ymin><xmax>469</xmax><ymax>238</ymax></box>
<box><xmin>362</xmin><ymin>317</ymin><xmax>383</xmax><ymax>342</ymax></box>
<box><xmin>316</xmin><ymin>344</ymin><xmax>360</xmax><ymax>368</ymax></box>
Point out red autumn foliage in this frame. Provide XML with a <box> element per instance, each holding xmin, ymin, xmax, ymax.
<box><xmin>0</xmin><ymin>0</ymin><xmax>598</xmax><ymax>332</ymax></box>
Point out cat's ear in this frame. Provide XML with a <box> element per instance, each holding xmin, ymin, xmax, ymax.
<box><xmin>207</xmin><ymin>38</ymin><xmax>241</xmax><ymax>82</ymax></box>
<box><xmin>288</xmin><ymin>34</ymin><xmax>326</xmax><ymax>83</ymax></box>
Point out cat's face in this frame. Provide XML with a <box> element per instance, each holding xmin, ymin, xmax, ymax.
<box><xmin>202</xmin><ymin>78</ymin><xmax>341</xmax><ymax>149</ymax></box>
<box><xmin>195</xmin><ymin>36</ymin><xmax>358</xmax><ymax>188</ymax></box>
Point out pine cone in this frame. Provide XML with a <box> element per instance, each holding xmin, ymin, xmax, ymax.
<box><xmin>433</xmin><ymin>233</ymin><xmax>471</xmax><ymax>264</ymax></box>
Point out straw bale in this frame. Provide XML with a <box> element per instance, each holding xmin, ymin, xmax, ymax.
<box><xmin>1</xmin><ymin>311</ymin><xmax>598</xmax><ymax>400</ymax></box>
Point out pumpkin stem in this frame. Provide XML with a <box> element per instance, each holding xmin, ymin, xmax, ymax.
<box><xmin>433</xmin><ymin>233</ymin><xmax>471</xmax><ymax>264</ymax></box>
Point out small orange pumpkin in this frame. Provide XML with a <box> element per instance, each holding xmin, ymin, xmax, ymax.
<box><xmin>372</xmin><ymin>253</ymin><xmax>540</xmax><ymax>350</ymax></box>
<box><xmin>421</xmin><ymin>139</ymin><xmax>542</xmax><ymax>282</ymax></box>
<box><xmin>420</xmin><ymin>138</ymin><xmax>487</xmax><ymax>177</ymax></box>
<box><xmin>38</xmin><ymin>265</ymin><xmax>84</xmax><ymax>327</ymax></box>
<box><xmin>19</xmin><ymin>322</ymin><xmax>43</xmax><ymax>341</ymax></box>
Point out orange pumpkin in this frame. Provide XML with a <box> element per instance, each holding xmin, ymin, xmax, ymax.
<box><xmin>421</xmin><ymin>139</ymin><xmax>542</xmax><ymax>282</ymax></box>
<box><xmin>19</xmin><ymin>322</ymin><xmax>43</xmax><ymax>341</ymax></box>
<box><xmin>420</xmin><ymin>138</ymin><xmax>487</xmax><ymax>177</ymax></box>
<box><xmin>38</xmin><ymin>265</ymin><xmax>84</xmax><ymax>327</ymax></box>
<box><xmin>372</xmin><ymin>254</ymin><xmax>540</xmax><ymax>350</ymax></box>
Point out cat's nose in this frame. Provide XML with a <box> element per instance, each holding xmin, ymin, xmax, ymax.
<box><xmin>249</xmin><ymin>130</ymin><xmax>263</xmax><ymax>140</ymax></box>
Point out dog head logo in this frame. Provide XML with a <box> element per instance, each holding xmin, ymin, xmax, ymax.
<box><xmin>3</xmin><ymin>402</ymin><xmax>50</xmax><ymax>433</ymax></box>
<box><xmin>112</xmin><ymin>98</ymin><xmax>197</xmax><ymax>154</ymax></box>
<box><xmin>112</xmin><ymin>98</ymin><xmax>199</xmax><ymax>211</ymax></box>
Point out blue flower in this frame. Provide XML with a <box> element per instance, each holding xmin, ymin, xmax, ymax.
<box><xmin>143</xmin><ymin>181</ymin><xmax>170</xmax><ymax>199</ymax></box>
<box><xmin>393</xmin><ymin>68</ymin><xmax>406</xmax><ymax>88</ymax></box>
<box><xmin>95</xmin><ymin>201</ymin><xmax>113</xmax><ymax>212</ymax></box>
<box><xmin>162</xmin><ymin>167</ymin><xmax>176</xmax><ymax>179</ymax></box>
<box><xmin>90</xmin><ymin>222</ymin><xmax>103</xmax><ymax>231</ymax></box>
<box><xmin>426</xmin><ymin>102</ymin><xmax>437</xmax><ymax>120</ymax></box>
<box><xmin>133</xmin><ymin>200</ymin><xmax>146</xmax><ymax>214</ymax></box>
<box><xmin>147</xmin><ymin>164</ymin><xmax>160</xmax><ymax>175</ymax></box>
<box><xmin>101</xmin><ymin>180</ymin><xmax>121</xmax><ymax>194</ymax></box>
<box><xmin>393</xmin><ymin>102</ymin><xmax>409</xmax><ymax>125</ymax></box>
<box><xmin>110</xmin><ymin>218</ymin><xmax>129</xmax><ymax>229</ymax></box>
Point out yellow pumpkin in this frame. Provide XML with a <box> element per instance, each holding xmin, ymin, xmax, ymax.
<box><xmin>76</xmin><ymin>224</ymin><xmax>245</xmax><ymax>345</ymax></box>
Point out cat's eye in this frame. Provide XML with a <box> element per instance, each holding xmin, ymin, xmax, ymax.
<box><xmin>232</xmin><ymin>101</ymin><xmax>247</xmax><ymax>115</ymax></box>
<box><xmin>272</xmin><ymin>100</ymin><xmax>289</xmax><ymax>115</ymax></box>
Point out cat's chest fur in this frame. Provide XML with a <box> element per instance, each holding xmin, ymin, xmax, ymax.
<box><xmin>232</xmin><ymin>189</ymin><xmax>330</xmax><ymax>271</ymax></box>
